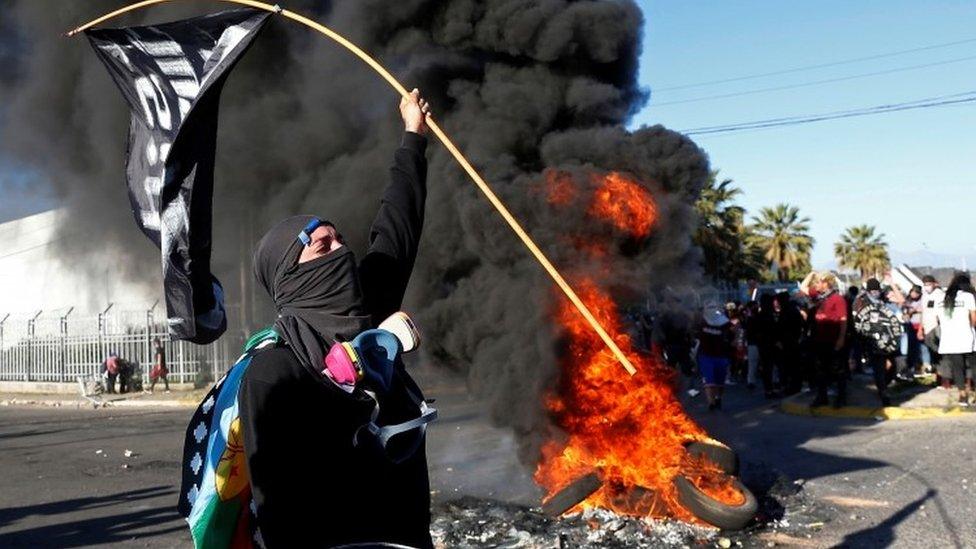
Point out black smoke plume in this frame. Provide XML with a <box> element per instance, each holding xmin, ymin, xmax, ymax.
<box><xmin>0</xmin><ymin>1</ymin><xmax>708</xmax><ymax>464</ymax></box>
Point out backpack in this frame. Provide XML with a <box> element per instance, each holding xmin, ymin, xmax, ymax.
<box><xmin>853</xmin><ymin>297</ymin><xmax>903</xmax><ymax>355</ymax></box>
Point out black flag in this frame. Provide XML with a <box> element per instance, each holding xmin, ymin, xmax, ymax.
<box><xmin>86</xmin><ymin>9</ymin><xmax>270</xmax><ymax>344</ymax></box>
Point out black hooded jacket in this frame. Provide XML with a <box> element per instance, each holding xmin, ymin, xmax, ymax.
<box><xmin>239</xmin><ymin>132</ymin><xmax>432</xmax><ymax>548</ymax></box>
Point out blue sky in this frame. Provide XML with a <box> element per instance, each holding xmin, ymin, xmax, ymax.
<box><xmin>632</xmin><ymin>0</ymin><xmax>976</xmax><ymax>268</ymax></box>
<box><xmin>3</xmin><ymin>2</ymin><xmax>974</xmax><ymax>268</ymax></box>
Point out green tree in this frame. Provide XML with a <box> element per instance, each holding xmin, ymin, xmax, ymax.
<box><xmin>834</xmin><ymin>224</ymin><xmax>890</xmax><ymax>280</ymax></box>
<box><xmin>748</xmin><ymin>203</ymin><xmax>814</xmax><ymax>282</ymax></box>
<box><xmin>694</xmin><ymin>172</ymin><xmax>764</xmax><ymax>283</ymax></box>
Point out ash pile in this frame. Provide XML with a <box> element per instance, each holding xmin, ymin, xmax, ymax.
<box><xmin>431</xmin><ymin>470</ymin><xmax>836</xmax><ymax>548</ymax></box>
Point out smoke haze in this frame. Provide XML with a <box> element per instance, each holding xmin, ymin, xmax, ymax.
<box><xmin>0</xmin><ymin>0</ymin><xmax>709</xmax><ymax>463</ymax></box>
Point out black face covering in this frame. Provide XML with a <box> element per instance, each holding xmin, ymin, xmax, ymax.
<box><xmin>253</xmin><ymin>215</ymin><xmax>372</xmax><ymax>377</ymax></box>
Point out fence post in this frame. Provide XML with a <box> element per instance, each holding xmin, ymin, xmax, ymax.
<box><xmin>98</xmin><ymin>303</ymin><xmax>114</xmax><ymax>368</ymax></box>
<box><xmin>0</xmin><ymin>314</ymin><xmax>8</xmax><ymax>371</ymax></box>
<box><xmin>27</xmin><ymin>310</ymin><xmax>42</xmax><ymax>382</ymax></box>
<box><xmin>211</xmin><ymin>339</ymin><xmax>218</xmax><ymax>382</ymax></box>
<box><xmin>59</xmin><ymin>307</ymin><xmax>73</xmax><ymax>383</ymax></box>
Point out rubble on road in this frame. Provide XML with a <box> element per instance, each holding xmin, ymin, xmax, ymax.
<box><xmin>431</xmin><ymin>467</ymin><xmax>836</xmax><ymax>548</ymax></box>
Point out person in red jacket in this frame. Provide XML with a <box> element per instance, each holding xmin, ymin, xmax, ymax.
<box><xmin>810</xmin><ymin>273</ymin><xmax>848</xmax><ymax>407</ymax></box>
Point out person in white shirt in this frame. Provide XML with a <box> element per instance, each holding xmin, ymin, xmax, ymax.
<box><xmin>936</xmin><ymin>273</ymin><xmax>976</xmax><ymax>405</ymax></box>
<box><xmin>920</xmin><ymin>275</ymin><xmax>947</xmax><ymax>384</ymax></box>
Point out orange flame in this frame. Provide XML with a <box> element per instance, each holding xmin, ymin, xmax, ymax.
<box><xmin>535</xmin><ymin>170</ymin><xmax>742</xmax><ymax>522</ymax></box>
<box><xmin>543</xmin><ymin>170</ymin><xmax>658</xmax><ymax>238</ymax></box>
<box><xmin>588</xmin><ymin>172</ymin><xmax>657</xmax><ymax>238</ymax></box>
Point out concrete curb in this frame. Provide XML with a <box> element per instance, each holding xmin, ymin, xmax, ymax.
<box><xmin>0</xmin><ymin>397</ymin><xmax>197</xmax><ymax>409</ymax></box>
<box><xmin>780</xmin><ymin>396</ymin><xmax>968</xmax><ymax>420</ymax></box>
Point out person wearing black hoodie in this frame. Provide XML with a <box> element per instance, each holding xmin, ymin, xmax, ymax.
<box><xmin>238</xmin><ymin>89</ymin><xmax>434</xmax><ymax>548</ymax></box>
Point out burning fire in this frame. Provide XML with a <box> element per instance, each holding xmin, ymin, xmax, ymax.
<box><xmin>543</xmin><ymin>169</ymin><xmax>658</xmax><ymax>239</ymax></box>
<box><xmin>535</xmin><ymin>170</ymin><xmax>743</xmax><ymax>522</ymax></box>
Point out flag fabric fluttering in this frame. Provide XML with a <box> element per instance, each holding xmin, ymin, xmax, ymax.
<box><xmin>86</xmin><ymin>8</ymin><xmax>271</xmax><ymax>344</ymax></box>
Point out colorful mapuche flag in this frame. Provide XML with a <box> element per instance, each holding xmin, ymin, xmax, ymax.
<box><xmin>177</xmin><ymin>328</ymin><xmax>278</xmax><ymax>548</ymax></box>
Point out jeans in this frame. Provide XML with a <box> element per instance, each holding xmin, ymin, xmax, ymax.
<box><xmin>899</xmin><ymin>325</ymin><xmax>921</xmax><ymax>374</ymax></box>
<box><xmin>814</xmin><ymin>345</ymin><xmax>847</xmax><ymax>404</ymax></box>
<box><xmin>758</xmin><ymin>345</ymin><xmax>778</xmax><ymax>394</ymax></box>
<box><xmin>920</xmin><ymin>343</ymin><xmax>931</xmax><ymax>367</ymax></box>
<box><xmin>865</xmin><ymin>353</ymin><xmax>892</xmax><ymax>403</ymax></box>
<box><xmin>747</xmin><ymin>345</ymin><xmax>759</xmax><ymax>385</ymax></box>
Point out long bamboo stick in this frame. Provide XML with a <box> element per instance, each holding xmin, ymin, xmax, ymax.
<box><xmin>67</xmin><ymin>0</ymin><xmax>638</xmax><ymax>375</ymax></box>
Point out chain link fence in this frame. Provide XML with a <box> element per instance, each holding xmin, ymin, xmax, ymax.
<box><xmin>0</xmin><ymin>305</ymin><xmax>237</xmax><ymax>386</ymax></box>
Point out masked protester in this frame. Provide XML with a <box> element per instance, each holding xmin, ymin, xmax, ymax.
<box><xmin>246</xmin><ymin>90</ymin><xmax>433</xmax><ymax>548</ymax></box>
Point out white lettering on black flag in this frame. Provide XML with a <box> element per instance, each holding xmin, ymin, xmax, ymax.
<box><xmin>86</xmin><ymin>9</ymin><xmax>270</xmax><ymax>344</ymax></box>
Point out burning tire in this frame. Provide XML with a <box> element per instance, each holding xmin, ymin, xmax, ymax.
<box><xmin>684</xmin><ymin>439</ymin><xmax>739</xmax><ymax>476</ymax></box>
<box><xmin>541</xmin><ymin>471</ymin><xmax>603</xmax><ymax>516</ymax></box>
<box><xmin>673</xmin><ymin>475</ymin><xmax>757</xmax><ymax>530</ymax></box>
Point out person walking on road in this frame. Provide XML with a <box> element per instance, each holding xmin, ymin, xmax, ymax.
<box><xmin>697</xmin><ymin>304</ymin><xmax>735</xmax><ymax>411</ymax></box>
<box><xmin>936</xmin><ymin>273</ymin><xmax>976</xmax><ymax>406</ymax></box>
<box><xmin>148</xmin><ymin>337</ymin><xmax>170</xmax><ymax>393</ymax></box>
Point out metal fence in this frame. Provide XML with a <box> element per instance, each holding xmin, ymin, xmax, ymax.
<box><xmin>0</xmin><ymin>305</ymin><xmax>235</xmax><ymax>385</ymax></box>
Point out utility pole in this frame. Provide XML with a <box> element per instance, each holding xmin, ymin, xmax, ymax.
<box><xmin>60</xmin><ymin>307</ymin><xmax>73</xmax><ymax>382</ymax></box>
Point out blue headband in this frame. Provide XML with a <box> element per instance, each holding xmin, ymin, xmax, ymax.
<box><xmin>297</xmin><ymin>218</ymin><xmax>325</xmax><ymax>247</ymax></box>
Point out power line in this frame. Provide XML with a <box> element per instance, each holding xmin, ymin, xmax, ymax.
<box><xmin>651</xmin><ymin>55</ymin><xmax>976</xmax><ymax>107</ymax></box>
<box><xmin>679</xmin><ymin>90</ymin><xmax>976</xmax><ymax>136</ymax></box>
<box><xmin>655</xmin><ymin>36</ymin><xmax>976</xmax><ymax>92</ymax></box>
<box><xmin>682</xmin><ymin>90</ymin><xmax>976</xmax><ymax>132</ymax></box>
<box><xmin>0</xmin><ymin>236</ymin><xmax>62</xmax><ymax>261</ymax></box>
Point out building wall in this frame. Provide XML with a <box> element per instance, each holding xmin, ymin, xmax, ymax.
<box><xmin>0</xmin><ymin>209</ymin><xmax>157</xmax><ymax>315</ymax></box>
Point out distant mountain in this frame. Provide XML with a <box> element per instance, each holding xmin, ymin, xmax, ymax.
<box><xmin>890</xmin><ymin>249</ymin><xmax>975</xmax><ymax>271</ymax></box>
<box><xmin>811</xmin><ymin>249</ymin><xmax>972</xmax><ymax>273</ymax></box>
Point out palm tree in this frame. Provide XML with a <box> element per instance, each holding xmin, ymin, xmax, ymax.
<box><xmin>834</xmin><ymin>225</ymin><xmax>890</xmax><ymax>280</ymax></box>
<box><xmin>694</xmin><ymin>172</ymin><xmax>764</xmax><ymax>282</ymax></box>
<box><xmin>748</xmin><ymin>203</ymin><xmax>814</xmax><ymax>282</ymax></box>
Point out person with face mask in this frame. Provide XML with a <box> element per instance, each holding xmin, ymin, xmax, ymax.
<box><xmin>236</xmin><ymin>90</ymin><xmax>434</xmax><ymax>548</ymax></box>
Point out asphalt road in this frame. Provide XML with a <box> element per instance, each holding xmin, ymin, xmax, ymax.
<box><xmin>0</xmin><ymin>376</ymin><xmax>973</xmax><ymax>548</ymax></box>
<box><xmin>689</xmin><ymin>385</ymin><xmax>976</xmax><ymax>548</ymax></box>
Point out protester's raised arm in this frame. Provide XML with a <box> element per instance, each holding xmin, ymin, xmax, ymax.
<box><xmin>359</xmin><ymin>90</ymin><xmax>431</xmax><ymax>322</ymax></box>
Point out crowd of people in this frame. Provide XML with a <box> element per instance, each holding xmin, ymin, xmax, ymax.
<box><xmin>655</xmin><ymin>271</ymin><xmax>976</xmax><ymax>411</ymax></box>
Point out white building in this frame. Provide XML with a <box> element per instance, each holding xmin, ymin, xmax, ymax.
<box><xmin>0</xmin><ymin>209</ymin><xmax>157</xmax><ymax>316</ymax></box>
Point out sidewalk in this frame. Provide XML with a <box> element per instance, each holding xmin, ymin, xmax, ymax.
<box><xmin>0</xmin><ymin>387</ymin><xmax>207</xmax><ymax>409</ymax></box>
<box><xmin>780</xmin><ymin>373</ymin><xmax>972</xmax><ymax>420</ymax></box>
